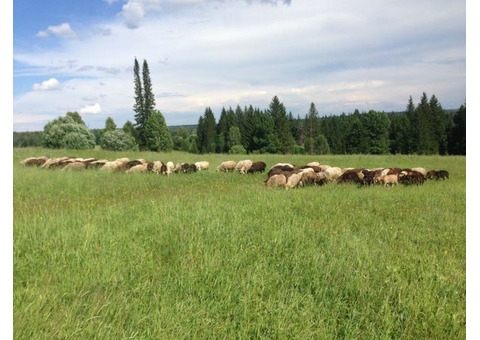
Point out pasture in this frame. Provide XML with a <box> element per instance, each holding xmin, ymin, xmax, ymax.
<box><xmin>13</xmin><ymin>148</ymin><xmax>466</xmax><ymax>339</ymax></box>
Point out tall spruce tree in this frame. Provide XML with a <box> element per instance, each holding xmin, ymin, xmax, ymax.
<box><xmin>416</xmin><ymin>92</ymin><xmax>437</xmax><ymax>154</ymax></box>
<box><xmin>133</xmin><ymin>58</ymin><xmax>156</xmax><ymax>150</ymax></box>
<box><xmin>304</xmin><ymin>102</ymin><xmax>320</xmax><ymax>154</ymax></box>
<box><xmin>133</xmin><ymin>58</ymin><xmax>145</xmax><ymax>147</ymax></box>
<box><xmin>267</xmin><ymin>96</ymin><xmax>295</xmax><ymax>154</ymax></box>
<box><xmin>144</xmin><ymin>110</ymin><xmax>173</xmax><ymax>152</ymax></box>
<box><xmin>142</xmin><ymin>59</ymin><xmax>155</xmax><ymax>120</ymax></box>
<box><xmin>197</xmin><ymin>107</ymin><xmax>217</xmax><ymax>153</ymax></box>
<box><xmin>429</xmin><ymin>94</ymin><xmax>447</xmax><ymax>155</ymax></box>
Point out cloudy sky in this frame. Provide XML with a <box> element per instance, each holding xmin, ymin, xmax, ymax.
<box><xmin>12</xmin><ymin>0</ymin><xmax>466</xmax><ymax>132</ymax></box>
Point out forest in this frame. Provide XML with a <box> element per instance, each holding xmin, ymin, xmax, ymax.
<box><xmin>13</xmin><ymin>92</ymin><xmax>466</xmax><ymax>156</ymax></box>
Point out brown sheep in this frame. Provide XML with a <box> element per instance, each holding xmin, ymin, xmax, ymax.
<box><xmin>378</xmin><ymin>174</ymin><xmax>398</xmax><ymax>187</ymax></box>
<box><xmin>247</xmin><ymin>161</ymin><xmax>266</xmax><ymax>174</ymax></box>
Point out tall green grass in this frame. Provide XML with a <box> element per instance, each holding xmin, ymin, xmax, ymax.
<box><xmin>13</xmin><ymin>148</ymin><xmax>466</xmax><ymax>339</ymax></box>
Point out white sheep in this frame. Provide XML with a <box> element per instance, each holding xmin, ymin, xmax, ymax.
<box><xmin>216</xmin><ymin>161</ymin><xmax>237</xmax><ymax>172</ymax></box>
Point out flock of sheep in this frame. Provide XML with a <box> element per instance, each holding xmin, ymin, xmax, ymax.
<box><xmin>20</xmin><ymin>156</ymin><xmax>210</xmax><ymax>174</ymax></box>
<box><xmin>262</xmin><ymin>162</ymin><xmax>449</xmax><ymax>189</ymax></box>
<box><xmin>20</xmin><ymin>156</ymin><xmax>449</xmax><ymax>190</ymax></box>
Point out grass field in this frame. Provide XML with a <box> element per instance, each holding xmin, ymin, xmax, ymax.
<box><xmin>13</xmin><ymin>147</ymin><xmax>466</xmax><ymax>339</ymax></box>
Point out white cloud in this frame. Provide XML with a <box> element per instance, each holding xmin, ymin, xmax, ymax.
<box><xmin>79</xmin><ymin>103</ymin><xmax>103</xmax><ymax>115</ymax></box>
<box><xmin>36</xmin><ymin>23</ymin><xmax>77</xmax><ymax>39</ymax></box>
<box><xmin>33</xmin><ymin>78</ymin><xmax>61</xmax><ymax>91</ymax></box>
<box><xmin>13</xmin><ymin>0</ymin><xmax>466</xmax><ymax>131</ymax></box>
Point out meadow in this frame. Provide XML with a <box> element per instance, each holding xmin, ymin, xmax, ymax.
<box><xmin>13</xmin><ymin>147</ymin><xmax>466</xmax><ymax>339</ymax></box>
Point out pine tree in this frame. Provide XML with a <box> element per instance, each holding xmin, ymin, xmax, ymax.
<box><xmin>345</xmin><ymin>113</ymin><xmax>367</xmax><ymax>154</ymax></box>
<box><xmin>144</xmin><ymin>110</ymin><xmax>173</xmax><ymax>152</ymax></box>
<box><xmin>416</xmin><ymin>92</ymin><xmax>437</xmax><ymax>154</ymax></box>
<box><xmin>405</xmin><ymin>96</ymin><xmax>418</xmax><ymax>154</ymax></box>
<box><xmin>429</xmin><ymin>94</ymin><xmax>447</xmax><ymax>155</ymax></box>
<box><xmin>133</xmin><ymin>58</ymin><xmax>156</xmax><ymax>150</ymax></box>
<box><xmin>267</xmin><ymin>96</ymin><xmax>295</xmax><ymax>154</ymax></box>
<box><xmin>142</xmin><ymin>59</ymin><xmax>155</xmax><ymax>120</ymax></box>
<box><xmin>304</xmin><ymin>102</ymin><xmax>319</xmax><ymax>154</ymax></box>
<box><xmin>197</xmin><ymin>107</ymin><xmax>217</xmax><ymax>153</ymax></box>
<box><xmin>362</xmin><ymin>110</ymin><xmax>390</xmax><ymax>154</ymax></box>
<box><xmin>133</xmin><ymin>58</ymin><xmax>145</xmax><ymax>147</ymax></box>
<box><xmin>122</xmin><ymin>120</ymin><xmax>136</xmax><ymax>137</ymax></box>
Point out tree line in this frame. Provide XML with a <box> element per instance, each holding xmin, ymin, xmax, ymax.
<box><xmin>13</xmin><ymin>57</ymin><xmax>465</xmax><ymax>155</ymax></box>
<box><xmin>189</xmin><ymin>93</ymin><xmax>465</xmax><ymax>155</ymax></box>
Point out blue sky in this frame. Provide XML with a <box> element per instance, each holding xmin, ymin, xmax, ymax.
<box><xmin>12</xmin><ymin>0</ymin><xmax>466</xmax><ymax>132</ymax></box>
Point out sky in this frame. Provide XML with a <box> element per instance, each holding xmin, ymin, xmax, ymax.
<box><xmin>12</xmin><ymin>0</ymin><xmax>466</xmax><ymax>132</ymax></box>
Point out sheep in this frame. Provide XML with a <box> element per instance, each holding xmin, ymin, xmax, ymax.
<box><xmin>269</xmin><ymin>163</ymin><xmax>294</xmax><ymax>171</ymax></box>
<box><xmin>100</xmin><ymin>158</ymin><xmax>130</xmax><ymax>172</ymax></box>
<box><xmin>166</xmin><ymin>161</ymin><xmax>175</xmax><ymax>175</ymax></box>
<box><xmin>235</xmin><ymin>160</ymin><xmax>250</xmax><ymax>172</ymax></box>
<box><xmin>307</xmin><ymin>162</ymin><xmax>321</xmax><ymax>167</ymax></box>
<box><xmin>126</xmin><ymin>163</ymin><xmax>148</xmax><ymax>173</ymax></box>
<box><xmin>21</xmin><ymin>156</ymin><xmax>49</xmax><ymax>166</ymax></box>
<box><xmin>300</xmin><ymin>171</ymin><xmax>327</xmax><ymax>186</ymax></box>
<box><xmin>216</xmin><ymin>161</ymin><xmax>237</xmax><ymax>172</ymax></box>
<box><xmin>240</xmin><ymin>160</ymin><xmax>253</xmax><ymax>174</ymax></box>
<box><xmin>378</xmin><ymin>174</ymin><xmax>398</xmax><ymax>187</ymax></box>
<box><xmin>285</xmin><ymin>172</ymin><xmax>303</xmax><ymax>189</ymax></box>
<box><xmin>151</xmin><ymin>161</ymin><xmax>164</xmax><ymax>174</ymax></box>
<box><xmin>41</xmin><ymin>157</ymin><xmax>69</xmax><ymax>169</ymax></box>
<box><xmin>195</xmin><ymin>161</ymin><xmax>210</xmax><ymax>171</ymax></box>
<box><xmin>264</xmin><ymin>174</ymin><xmax>287</xmax><ymax>188</ymax></box>
<box><xmin>322</xmin><ymin>167</ymin><xmax>342</xmax><ymax>182</ymax></box>
<box><xmin>411</xmin><ymin>167</ymin><xmax>427</xmax><ymax>176</ymax></box>
<box><xmin>247</xmin><ymin>161</ymin><xmax>266</xmax><ymax>174</ymax></box>
<box><xmin>174</xmin><ymin>163</ymin><xmax>182</xmax><ymax>173</ymax></box>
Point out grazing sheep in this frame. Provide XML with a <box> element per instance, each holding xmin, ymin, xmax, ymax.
<box><xmin>398</xmin><ymin>170</ymin><xmax>425</xmax><ymax>185</ymax></box>
<box><xmin>216</xmin><ymin>161</ymin><xmax>237</xmax><ymax>172</ymax></box>
<box><xmin>285</xmin><ymin>172</ymin><xmax>303</xmax><ymax>189</ymax></box>
<box><xmin>307</xmin><ymin>162</ymin><xmax>321</xmax><ymax>167</ymax></box>
<box><xmin>151</xmin><ymin>161</ymin><xmax>163</xmax><ymax>174</ymax></box>
<box><xmin>126</xmin><ymin>163</ymin><xmax>148</xmax><ymax>173</ymax></box>
<box><xmin>264</xmin><ymin>174</ymin><xmax>287</xmax><ymax>188</ymax></box>
<box><xmin>378</xmin><ymin>174</ymin><xmax>398</xmax><ymax>187</ymax></box>
<box><xmin>427</xmin><ymin>170</ymin><xmax>449</xmax><ymax>180</ymax></box>
<box><xmin>174</xmin><ymin>163</ymin><xmax>182</xmax><ymax>173</ymax></box>
<box><xmin>126</xmin><ymin>159</ymin><xmax>146</xmax><ymax>170</ymax></box>
<box><xmin>235</xmin><ymin>160</ymin><xmax>250</xmax><ymax>172</ymax></box>
<box><xmin>411</xmin><ymin>167</ymin><xmax>427</xmax><ymax>176</ymax></box>
<box><xmin>322</xmin><ymin>167</ymin><xmax>342</xmax><ymax>182</ymax></box>
<box><xmin>21</xmin><ymin>156</ymin><xmax>49</xmax><ymax>166</ymax></box>
<box><xmin>166</xmin><ymin>161</ymin><xmax>175</xmax><ymax>175</ymax></box>
<box><xmin>195</xmin><ymin>161</ymin><xmax>210</xmax><ymax>171</ymax></box>
<box><xmin>300</xmin><ymin>171</ymin><xmax>327</xmax><ymax>186</ymax></box>
<box><xmin>240</xmin><ymin>160</ymin><xmax>253</xmax><ymax>174</ymax></box>
<box><xmin>337</xmin><ymin>169</ymin><xmax>365</xmax><ymax>185</ymax></box>
<box><xmin>247</xmin><ymin>161</ymin><xmax>266</xmax><ymax>174</ymax></box>
<box><xmin>362</xmin><ymin>169</ymin><xmax>383</xmax><ymax>185</ymax></box>
<box><xmin>269</xmin><ymin>163</ymin><xmax>295</xmax><ymax>171</ymax></box>
<box><xmin>100</xmin><ymin>158</ymin><xmax>130</xmax><ymax>172</ymax></box>
<box><xmin>435</xmin><ymin>170</ymin><xmax>449</xmax><ymax>180</ymax></box>
<box><xmin>41</xmin><ymin>157</ymin><xmax>69</xmax><ymax>169</ymax></box>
